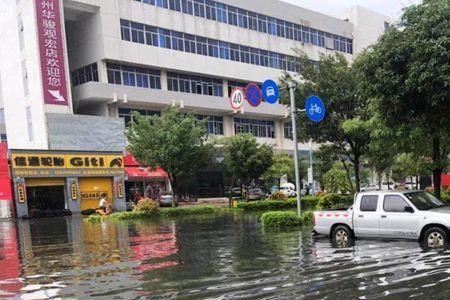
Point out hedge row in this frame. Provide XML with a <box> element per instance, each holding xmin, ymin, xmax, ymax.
<box><xmin>261</xmin><ymin>210</ymin><xmax>314</xmax><ymax>228</ymax></box>
<box><xmin>236</xmin><ymin>194</ymin><xmax>354</xmax><ymax>212</ymax></box>
<box><xmin>86</xmin><ymin>205</ymin><xmax>218</xmax><ymax>222</ymax></box>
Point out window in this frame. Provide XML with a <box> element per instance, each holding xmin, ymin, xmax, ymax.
<box><xmin>131</xmin><ymin>22</ymin><xmax>145</xmax><ymax>44</ymax></box>
<box><xmin>71</xmin><ymin>63</ymin><xmax>99</xmax><ymax>87</ymax></box>
<box><xmin>196</xmin><ymin>115</ymin><xmax>224</xmax><ymax>135</ymax></box>
<box><xmin>383</xmin><ymin>195</ymin><xmax>410</xmax><ymax>213</ymax></box>
<box><xmin>216</xmin><ymin>3</ymin><xmax>227</xmax><ymax>23</ymax></box>
<box><xmin>360</xmin><ymin>195</ymin><xmax>378</xmax><ymax>212</ymax></box>
<box><xmin>119</xmin><ymin>19</ymin><xmax>316</xmax><ymax>72</ymax></box>
<box><xmin>134</xmin><ymin>1</ymin><xmax>353</xmax><ymax>54</ymax></box>
<box><xmin>121</xmin><ymin>20</ymin><xmax>131</xmax><ymax>41</ymax></box>
<box><xmin>119</xmin><ymin>108</ymin><xmax>160</xmax><ymax>126</ymax></box>
<box><xmin>234</xmin><ymin>118</ymin><xmax>275</xmax><ymax>138</ymax></box>
<box><xmin>284</xmin><ymin>122</ymin><xmax>293</xmax><ymax>139</ymax></box>
<box><xmin>205</xmin><ymin>0</ymin><xmax>216</xmax><ymax>20</ymax></box>
<box><xmin>167</xmin><ymin>72</ymin><xmax>223</xmax><ymax>97</ymax></box>
<box><xmin>181</xmin><ymin>0</ymin><xmax>193</xmax><ymax>14</ymax></box>
<box><xmin>26</xmin><ymin>106</ymin><xmax>33</xmax><ymax>142</ymax></box>
<box><xmin>107</xmin><ymin>63</ymin><xmax>161</xmax><ymax>89</ymax></box>
<box><xmin>193</xmin><ymin>0</ymin><xmax>205</xmax><ymax>17</ymax></box>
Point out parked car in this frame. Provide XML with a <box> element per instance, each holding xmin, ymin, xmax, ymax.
<box><xmin>360</xmin><ymin>184</ymin><xmax>380</xmax><ymax>192</ymax></box>
<box><xmin>279</xmin><ymin>186</ymin><xmax>297</xmax><ymax>197</ymax></box>
<box><xmin>248</xmin><ymin>188</ymin><xmax>266</xmax><ymax>200</ymax></box>
<box><xmin>314</xmin><ymin>190</ymin><xmax>450</xmax><ymax>249</ymax></box>
<box><xmin>159</xmin><ymin>195</ymin><xmax>174</xmax><ymax>207</ymax></box>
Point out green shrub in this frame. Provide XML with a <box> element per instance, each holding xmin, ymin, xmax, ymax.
<box><xmin>441</xmin><ymin>191</ymin><xmax>450</xmax><ymax>204</ymax></box>
<box><xmin>300</xmin><ymin>211</ymin><xmax>314</xmax><ymax>225</ymax></box>
<box><xmin>133</xmin><ymin>198</ymin><xmax>159</xmax><ymax>215</ymax></box>
<box><xmin>261</xmin><ymin>211</ymin><xmax>301</xmax><ymax>228</ymax></box>
<box><xmin>237</xmin><ymin>200</ymin><xmax>295</xmax><ymax>211</ymax></box>
<box><xmin>86</xmin><ymin>215</ymin><xmax>103</xmax><ymax>223</ymax></box>
<box><xmin>317</xmin><ymin>193</ymin><xmax>354</xmax><ymax>210</ymax></box>
<box><xmin>300</xmin><ymin>196</ymin><xmax>320</xmax><ymax>210</ymax></box>
<box><xmin>269</xmin><ymin>191</ymin><xmax>288</xmax><ymax>201</ymax></box>
<box><xmin>159</xmin><ymin>206</ymin><xmax>216</xmax><ymax>218</ymax></box>
<box><xmin>109</xmin><ymin>211</ymin><xmax>149</xmax><ymax>220</ymax></box>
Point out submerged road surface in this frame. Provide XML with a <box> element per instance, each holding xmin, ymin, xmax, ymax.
<box><xmin>1</xmin><ymin>214</ymin><xmax>450</xmax><ymax>299</ymax></box>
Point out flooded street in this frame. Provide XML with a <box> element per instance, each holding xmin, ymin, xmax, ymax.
<box><xmin>1</xmin><ymin>214</ymin><xmax>450</xmax><ymax>299</ymax></box>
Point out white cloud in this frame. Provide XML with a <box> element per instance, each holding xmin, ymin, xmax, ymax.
<box><xmin>281</xmin><ymin>0</ymin><xmax>422</xmax><ymax>19</ymax></box>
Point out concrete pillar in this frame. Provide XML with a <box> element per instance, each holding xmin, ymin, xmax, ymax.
<box><xmin>13</xmin><ymin>178</ymin><xmax>28</xmax><ymax>218</ymax></box>
<box><xmin>17</xmin><ymin>220</ymin><xmax>33</xmax><ymax>259</ymax></box>
<box><xmin>66</xmin><ymin>177</ymin><xmax>81</xmax><ymax>214</ymax></box>
<box><xmin>223</xmin><ymin>80</ymin><xmax>229</xmax><ymax>98</ymax></box>
<box><xmin>98</xmin><ymin>60</ymin><xmax>108</xmax><ymax>83</ymax></box>
<box><xmin>113</xmin><ymin>176</ymin><xmax>126</xmax><ymax>212</ymax></box>
<box><xmin>275</xmin><ymin>120</ymin><xmax>284</xmax><ymax>150</ymax></box>
<box><xmin>223</xmin><ymin>115</ymin><xmax>234</xmax><ymax>137</ymax></box>
<box><xmin>160</xmin><ymin>70</ymin><xmax>168</xmax><ymax>91</ymax></box>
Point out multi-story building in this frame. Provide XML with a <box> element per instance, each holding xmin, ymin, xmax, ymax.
<box><xmin>0</xmin><ymin>0</ymin><xmax>390</xmax><ymax>218</ymax></box>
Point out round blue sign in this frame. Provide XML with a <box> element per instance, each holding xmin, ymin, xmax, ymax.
<box><xmin>262</xmin><ymin>80</ymin><xmax>280</xmax><ymax>104</ymax></box>
<box><xmin>245</xmin><ymin>83</ymin><xmax>262</xmax><ymax>107</ymax></box>
<box><xmin>305</xmin><ymin>95</ymin><xmax>326</xmax><ymax>123</ymax></box>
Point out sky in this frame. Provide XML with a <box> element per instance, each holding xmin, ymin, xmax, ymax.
<box><xmin>282</xmin><ymin>0</ymin><xmax>422</xmax><ymax>19</ymax></box>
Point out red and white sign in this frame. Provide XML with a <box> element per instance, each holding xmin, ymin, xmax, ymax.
<box><xmin>36</xmin><ymin>0</ymin><xmax>68</xmax><ymax>106</ymax></box>
<box><xmin>229</xmin><ymin>87</ymin><xmax>245</xmax><ymax>110</ymax></box>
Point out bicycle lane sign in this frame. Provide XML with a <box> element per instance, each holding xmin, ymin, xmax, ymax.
<box><xmin>305</xmin><ymin>95</ymin><xmax>325</xmax><ymax>123</ymax></box>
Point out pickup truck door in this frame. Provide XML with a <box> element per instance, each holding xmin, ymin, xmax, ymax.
<box><xmin>378</xmin><ymin>195</ymin><xmax>419</xmax><ymax>239</ymax></box>
<box><xmin>353</xmin><ymin>195</ymin><xmax>380</xmax><ymax>237</ymax></box>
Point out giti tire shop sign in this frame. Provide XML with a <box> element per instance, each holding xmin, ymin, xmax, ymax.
<box><xmin>10</xmin><ymin>151</ymin><xmax>124</xmax><ymax>177</ymax></box>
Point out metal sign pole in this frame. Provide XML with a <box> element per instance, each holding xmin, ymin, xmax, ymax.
<box><xmin>289</xmin><ymin>84</ymin><xmax>302</xmax><ymax>217</ymax></box>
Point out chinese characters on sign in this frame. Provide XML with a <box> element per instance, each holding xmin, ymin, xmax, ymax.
<box><xmin>10</xmin><ymin>152</ymin><xmax>124</xmax><ymax>177</ymax></box>
<box><xmin>36</xmin><ymin>0</ymin><xmax>68</xmax><ymax>105</ymax></box>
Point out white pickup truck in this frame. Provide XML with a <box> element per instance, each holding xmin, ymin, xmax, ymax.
<box><xmin>314</xmin><ymin>191</ymin><xmax>450</xmax><ymax>249</ymax></box>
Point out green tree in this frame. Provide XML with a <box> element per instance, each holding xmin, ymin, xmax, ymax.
<box><xmin>357</xmin><ymin>0</ymin><xmax>450</xmax><ymax>198</ymax></box>
<box><xmin>126</xmin><ymin>106</ymin><xmax>214</xmax><ymax>205</ymax></box>
<box><xmin>223</xmin><ymin>134</ymin><xmax>274</xmax><ymax>201</ymax></box>
<box><xmin>262</xmin><ymin>153</ymin><xmax>307</xmax><ymax>189</ymax></box>
<box><xmin>282</xmin><ymin>53</ymin><xmax>371</xmax><ymax>192</ymax></box>
<box><xmin>323</xmin><ymin>163</ymin><xmax>354</xmax><ymax>194</ymax></box>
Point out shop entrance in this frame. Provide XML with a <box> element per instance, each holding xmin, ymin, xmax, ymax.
<box><xmin>26</xmin><ymin>178</ymin><xmax>66</xmax><ymax>217</ymax></box>
<box><xmin>79</xmin><ymin>178</ymin><xmax>113</xmax><ymax>211</ymax></box>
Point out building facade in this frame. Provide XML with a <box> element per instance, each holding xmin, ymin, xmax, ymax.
<box><xmin>0</xmin><ymin>0</ymin><xmax>389</xmax><ymax>218</ymax></box>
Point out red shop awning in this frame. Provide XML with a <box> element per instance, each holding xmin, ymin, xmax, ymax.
<box><xmin>125</xmin><ymin>166</ymin><xmax>168</xmax><ymax>180</ymax></box>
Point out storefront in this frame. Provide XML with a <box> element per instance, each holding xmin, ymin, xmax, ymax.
<box><xmin>124</xmin><ymin>154</ymin><xmax>169</xmax><ymax>203</ymax></box>
<box><xmin>0</xmin><ymin>142</ymin><xmax>13</xmax><ymax>218</ymax></box>
<box><xmin>10</xmin><ymin>150</ymin><xmax>126</xmax><ymax>218</ymax></box>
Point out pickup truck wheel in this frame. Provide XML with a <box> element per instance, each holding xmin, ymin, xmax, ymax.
<box><xmin>424</xmin><ymin>227</ymin><xmax>448</xmax><ymax>249</ymax></box>
<box><xmin>332</xmin><ymin>225</ymin><xmax>351</xmax><ymax>247</ymax></box>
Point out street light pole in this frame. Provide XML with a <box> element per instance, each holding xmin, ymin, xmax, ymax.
<box><xmin>289</xmin><ymin>83</ymin><xmax>302</xmax><ymax>217</ymax></box>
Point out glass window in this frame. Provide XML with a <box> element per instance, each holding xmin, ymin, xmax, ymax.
<box><xmin>383</xmin><ymin>195</ymin><xmax>411</xmax><ymax>213</ymax></box>
<box><xmin>216</xmin><ymin>3</ymin><xmax>227</xmax><ymax>23</ymax></box>
<box><xmin>184</xmin><ymin>34</ymin><xmax>196</xmax><ymax>53</ymax></box>
<box><xmin>276</xmin><ymin>19</ymin><xmax>285</xmax><ymax>37</ymax></box>
<box><xmin>248</xmin><ymin>12</ymin><xmax>258</xmax><ymax>31</ymax></box>
<box><xmin>196</xmin><ymin>36</ymin><xmax>208</xmax><ymax>55</ymax></box>
<box><xmin>120</xmin><ymin>20</ymin><xmax>131</xmax><ymax>41</ymax></box>
<box><xmin>205</xmin><ymin>0</ymin><xmax>216</xmax><ymax>20</ymax></box>
<box><xmin>237</xmin><ymin>9</ymin><xmax>248</xmax><ymax>28</ymax></box>
<box><xmin>106</xmin><ymin>63</ymin><xmax>161</xmax><ymax>90</ymax></box>
<box><xmin>145</xmin><ymin>25</ymin><xmax>159</xmax><ymax>46</ymax></box>
<box><xmin>360</xmin><ymin>195</ymin><xmax>378</xmax><ymax>212</ymax></box>
<box><xmin>171</xmin><ymin>31</ymin><xmax>184</xmax><ymax>51</ymax></box>
<box><xmin>267</xmin><ymin>17</ymin><xmax>277</xmax><ymax>35</ymax></box>
<box><xmin>181</xmin><ymin>0</ymin><xmax>193</xmax><ymax>14</ymax></box>
<box><xmin>284</xmin><ymin>122</ymin><xmax>293</xmax><ymax>139</ymax></box>
<box><xmin>193</xmin><ymin>0</ymin><xmax>205</xmax><ymax>17</ymax></box>
<box><xmin>234</xmin><ymin>118</ymin><xmax>275</xmax><ymax>138</ymax></box>
<box><xmin>207</xmin><ymin>39</ymin><xmax>219</xmax><ymax>57</ymax></box>
<box><xmin>158</xmin><ymin>28</ymin><xmax>171</xmax><ymax>48</ymax></box>
<box><xmin>257</xmin><ymin>14</ymin><xmax>267</xmax><ymax>33</ymax></box>
<box><xmin>71</xmin><ymin>63</ymin><xmax>99</xmax><ymax>87</ymax></box>
<box><xmin>219</xmin><ymin>41</ymin><xmax>230</xmax><ymax>59</ymax></box>
<box><xmin>169</xmin><ymin>0</ymin><xmax>182</xmax><ymax>11</ymax></box>
<box><xmin>404</xmin><ymin>192</ymin><xmax>445</xmax><ymax>211</ymax></box>
<box><xmin>227</xmin><ymin>6</ymin><xmax>238</xmax><ymax>26</ymax></box>
<box><xmin>156</xmin><ymin>0</ymin><xmax>168</xmax><ymax>8</ymax></box>
<box><xmin>131</xmin><ymin>22</ymin><xmax>145</xmax><ymax>44</ymax></box>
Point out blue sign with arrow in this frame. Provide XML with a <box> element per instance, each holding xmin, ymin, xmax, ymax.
<box><xmin>305</xmin><ymin>95</ymin><xmax>325</xmax><ymax>123</ymax></box>
<box><xmin>262</xmin><ymin>79</ymin><xmax>280</xmax><ymax>104</ymax></box>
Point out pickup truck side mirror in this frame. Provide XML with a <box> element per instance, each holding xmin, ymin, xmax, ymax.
<box><xmin>404</xmin><ymin>206</ymin><xmax>414</xmax><ymax>213</ymax></box>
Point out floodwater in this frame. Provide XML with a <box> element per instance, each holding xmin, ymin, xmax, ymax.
<box><xmin>1</xmin><ymin>214</ymin><xmax>450</xmax><ymax>299</ymax></box>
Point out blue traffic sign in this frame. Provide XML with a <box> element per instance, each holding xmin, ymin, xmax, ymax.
<box><xmin>305</xmin><ymin>95</ymin><xmax>325</xmax><ymax>123</ymax></box>
<box><xmin>245</xmin><ymin>83</ymin><xmax>262</xmax><ymax>107</ymax></box>
<box><xmin>262</xmin><ymin>80</ymin><xmax>280</xmax><ymax>104</ymax></box>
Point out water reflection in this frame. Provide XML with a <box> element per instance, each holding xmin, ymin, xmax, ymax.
<box><xmin>2</xmin><ymin>215</ymin><xmax>450</xmax><ymax>299</ymax></box>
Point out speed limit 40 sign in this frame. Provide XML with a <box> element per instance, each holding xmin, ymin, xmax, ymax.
<box><xmin>229</xmin><ymin>87</ymin><xmax>245</xmax><ymax>110</ymax></box>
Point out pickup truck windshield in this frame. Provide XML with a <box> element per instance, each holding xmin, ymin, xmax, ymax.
<box><xmin>404</xmin><ymin>191</ymin><xmax>445</xmax><ymax>210</ymax></box>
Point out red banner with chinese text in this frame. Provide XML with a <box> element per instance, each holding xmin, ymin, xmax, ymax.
<box><xmin>35</xmin><ymin>0</ymin><xmax>68</xmax><ymax>105</ymax></box>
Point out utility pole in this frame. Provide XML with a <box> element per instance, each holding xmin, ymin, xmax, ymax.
<box><xmin>289</xmin><ymin>83</ymin><xmax>302</xmax><ymax>217</ymax></box>
<box><xmin>309</xmin><ymin>140</ymin><xmax>315</xmax><ymax>195</ymax></box>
